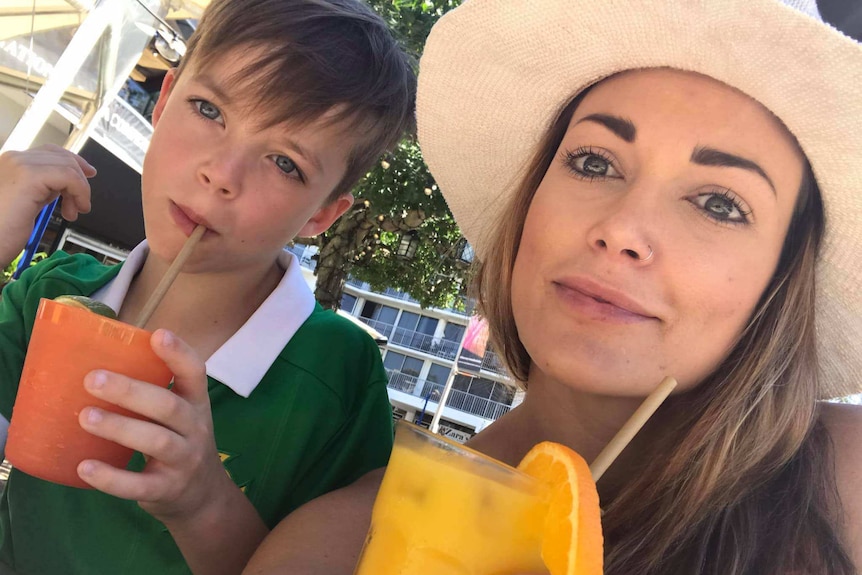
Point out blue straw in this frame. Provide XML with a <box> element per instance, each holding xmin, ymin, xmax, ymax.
<box><xmin>13</xmin><ymin>200</ymin><xmax>57</xmax><ymax>279</ymax></box>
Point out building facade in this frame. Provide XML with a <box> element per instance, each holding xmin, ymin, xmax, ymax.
<box><xmin>288</xmin><ymin>245</ymin><xmax>523</xmax><ymax>443</ymax></box>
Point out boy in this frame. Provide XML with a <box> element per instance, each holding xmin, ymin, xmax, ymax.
<box><xmin>0</xmin><ymin>0</ymin><xmax>415</xmax><ymax>573</ymax></box>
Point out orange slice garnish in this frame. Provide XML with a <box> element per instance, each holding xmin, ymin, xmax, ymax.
<box><xmin>517</xmin><ymin>442</ymin><xmax>603</xmax><ymax>575</ymax></box>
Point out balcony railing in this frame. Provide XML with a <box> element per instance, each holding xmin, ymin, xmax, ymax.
<box><xmin>481</xmin><ymin>350</ymin><xmax>508</xmax><ymax>376</ymax></box>
<box><xmin>358</xmin><ymin>317</ymin><xmax>395</xmax><ymax>338</ymax></box>
<box><xmin>390</xmin><ymin>326</ymin><xmax>460</xmax><ymax>360</ymax></box>
<box><xmin>344</xmin><ymin>278</ymin><xmax>475</xmax><ymax>317</ymax></box>
<box><xmin>385</xmin><ymin>371</ymin><xmax>512</xmax><ymax>421</ymax></box>
<box><xmin>359</xmin><ymin>319</ymin><xmax>462</xmax><ymax>360</ymax></box>
<box><xmin>386</xmin><ymin>370</ymin><xmax>419</xmax><ymax>394</ymax></box>
<box><xmin>383</xmin><ymin>287</ymin><xmax>420</xmax><ymax>303</ymax></box>
<box><xmin>417</xmin><ymin>380</ymin><xmax>512</xmax><ymax>421</ymax></box>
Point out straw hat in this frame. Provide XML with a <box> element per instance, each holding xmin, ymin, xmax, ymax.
<box><xmin>416</xmin><ymin>0</ymin><xmax>862</xmax><ymax>399</ymax></box>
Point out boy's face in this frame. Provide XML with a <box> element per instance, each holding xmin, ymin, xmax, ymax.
<box><xmin>141</xmin><ymin>51</ymin><xmax>355</xmax><ymax>274</ymax></box>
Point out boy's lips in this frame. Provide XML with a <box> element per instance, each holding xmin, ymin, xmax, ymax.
<box><xmin>169</xmin><ymin>201</ymin><xmax>215</xmax><ymax>237</ymax></box>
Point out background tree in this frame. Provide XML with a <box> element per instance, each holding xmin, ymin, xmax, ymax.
<box><xmin>308</xmin><ymin>0</ymin><xmax>466</xmax><ymax>310</ymax></box>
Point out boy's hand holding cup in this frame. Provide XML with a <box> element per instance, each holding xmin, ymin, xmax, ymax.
<box><xmin>5</xmin><ymin>225</ymin><xmax>219</xmax><ymax>517</ymax></box>
<box><xmin>76</xmin><ymin>329</ymin><xmax>234</xmax><ymax>526</ymax></box>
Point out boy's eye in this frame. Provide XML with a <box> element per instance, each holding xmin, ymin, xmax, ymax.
<box><xmin>273</xmin><ymin>155</ymin><xmax>304</xmax><ymax>182</ymax></box>
<box><xmin>192</xmin><ymin>99</ymin><xmax>223</xmax><ymax>123</ymax></box>
<box><xmin>274</xmin><ymin>155</ymin><xmax>296</xmax><ymax>174</ymax></box>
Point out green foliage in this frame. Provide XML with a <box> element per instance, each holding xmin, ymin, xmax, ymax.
<box><xmin>366</xmin><ymin>0</ymin><xmax>463</xmax><ymax>60</ymax></box>
<box><xmin>320</xmin><ymin>139</ymin><xmax>471</xmax><ymax>309</ymax></box>
<box><xmin>313</xmin><ymin>0</ymin><xmax>469</xmax><ymax>310</ymax></box>
<box><xmin>2</xmin><ymin>252</ymin><xmax>47</xmax><ymax>287</ymax></box>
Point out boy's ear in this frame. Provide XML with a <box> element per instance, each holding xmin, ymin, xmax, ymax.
<box><xmin>151</xmin><ymin>68</ymin><xmax>179</xmax><ymax>128</ymax></box>
<box><xmin>297</xmin><ymin>193</ymin><xmax>355</xmax><ymax>237</ymax></box>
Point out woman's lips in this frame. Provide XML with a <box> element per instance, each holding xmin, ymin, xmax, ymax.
<box><xmin>552</xmin><ymin>280</ymin><xmax>657</xmax><ymax>324</ymax></box>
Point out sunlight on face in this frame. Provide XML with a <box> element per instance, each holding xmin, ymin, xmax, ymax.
<box><xmin>142</xmin><ymin>50</ymin><xmax>356</xmax><ymax>275</ymax></box>
<box><xmin>511</xmin><ymin>69</ymin><xmax>806</xmax><ymax>396</ymax></box>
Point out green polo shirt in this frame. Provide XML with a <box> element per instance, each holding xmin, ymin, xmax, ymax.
<box><xmin>0</xmin><ymin>252</ymin><xmax>393</xmax><ymax>574</ymax></box>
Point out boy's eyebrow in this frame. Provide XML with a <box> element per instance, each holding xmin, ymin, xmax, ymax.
<box><xmin>574</xmin><ymin>114</ymin><xmax>637</xmax><ymax>143</ymax></box>
<box><xmin>195</xmin><ymin>74</ymin><xmax>232</xmax><ymax>105</ymax></box>
<box><xmin>283</xmin><ymin>139</ymin><xmax>323</xmax><ymax>175</ymax></box>
<box><xmin>690</xmin><ymin>146</ymin><xmax>776</xmax><ymax>195</ymax></box>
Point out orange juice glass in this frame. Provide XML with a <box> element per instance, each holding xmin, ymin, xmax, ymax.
<box><xmin>354</xmin><ymin>422</ymin><xmax>551</xmax><ymax>575</ymax></box>
<box><xmin>6</xmin><ymin>298</ymin><xmax>173</xmax><ymax>489</ymax></box>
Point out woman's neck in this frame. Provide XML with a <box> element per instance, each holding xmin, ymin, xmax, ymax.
<box><xmin>519</xmin><ymin>371</ymin><xmax>646</xmax><ymax>462</ymax></box>
<box><xmin>469</xmin><ymin>366</ymin><xmax>681</xmax><ymax>502</ymax></box>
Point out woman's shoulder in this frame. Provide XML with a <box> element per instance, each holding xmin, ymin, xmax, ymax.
<box><xmin>819</xmin><ymin>401</ymin><xmax>862</xmax><ymax>568</ymax></box>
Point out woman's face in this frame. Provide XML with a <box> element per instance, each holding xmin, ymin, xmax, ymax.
<box><xmin>511</xmin><ymin>69</ymin><xmax>805</xmax><ymax>395</ymax></box>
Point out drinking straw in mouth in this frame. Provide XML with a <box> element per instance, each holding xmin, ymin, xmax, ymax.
<box><xmin>589</xmin><ymin>376</ymin><xmax>678</xmax><ymax>481</ymax></box>
<box><xmin>134</xmin><ymin>224</ymin><xmax>206</xmax><ymax>329</ymax></box>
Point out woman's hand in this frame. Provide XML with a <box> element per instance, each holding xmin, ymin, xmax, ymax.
<box><xmin>76</xmin><ymin>329</ymin><xmax>233</xmax><ymax>523</ymax></box>
<box><xmin>0</xmin><ymin>145</ymin><xmax>95</xmax><ymax>267</ymax></box>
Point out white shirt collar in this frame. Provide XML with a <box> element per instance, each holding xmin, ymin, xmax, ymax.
<box><xmin>91</xmin><ymin>241</ymin><xmax>316</xmax><ymax>398</ymax></box>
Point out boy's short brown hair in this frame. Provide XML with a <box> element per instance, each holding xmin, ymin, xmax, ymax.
<box><xmin>177</xmin><ymin>0</ymin><xmax>416</xmax><ymax>200</ymax></box>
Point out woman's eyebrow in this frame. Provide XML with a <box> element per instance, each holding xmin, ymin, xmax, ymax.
<box><xmin>574</xmin><ymin>114</ymin><xmax>637</xmax><ymax>143</ymax></box>
<box><xmin>691</xmin><ymin>146</ymin><xmax>776</xmax><ymax>195</ymax></box>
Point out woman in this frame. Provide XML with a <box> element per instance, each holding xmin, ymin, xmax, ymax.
<box><xmin>244</xmin><ymin>0</ymin><xmax>862</xmax><ymax>573</ymax></box>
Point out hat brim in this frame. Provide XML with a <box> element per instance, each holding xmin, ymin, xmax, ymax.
<box><xmin>417</xmin><ymin>0</ymin><xmax>862</xmax><ymax>398</ymax></box>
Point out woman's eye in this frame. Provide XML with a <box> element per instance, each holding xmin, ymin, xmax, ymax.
<box><xmin>192</xmin><ymin>99</ymin><xmax>223</xmax><ymax>123</ymax></box>
<box><xmin>692</xmin><ymin>191</ymin><xmax>751</xmax><ymax>224</ymax></box>
<box><xmin>564</xmin><ymin>149</ymin><xmax>621</xmax><ymax>179</ymax></box>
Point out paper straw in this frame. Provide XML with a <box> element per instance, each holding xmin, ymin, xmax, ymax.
<box><xmin>589</xmin><ymin>376</ymin><xmax>678</xmax><ymax>482</ymax></box>
<box><xmin>134</xmin><ymin>225</ymin><xmax>206</xmax><ymax>328</ymax></box>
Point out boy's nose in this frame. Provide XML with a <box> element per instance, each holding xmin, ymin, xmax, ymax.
<box><xmin>196</xmin><ymin>155</ymin><xmax>244</xmax><ymax>198</ymax></box>
<box><xmin>198</xmin><ymin>172</ymin><xmax>231</xmax><ymax>197</ymax></box>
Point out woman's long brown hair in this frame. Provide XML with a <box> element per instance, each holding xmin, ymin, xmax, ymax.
<box><xmin>474</xmin><ymin>86</ymin><xmax>856</xmax><ymax>574</ymax></box>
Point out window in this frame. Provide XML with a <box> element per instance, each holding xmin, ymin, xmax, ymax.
<box><xmin>469</xmin><ymin>378</ymin><xmax>495</xmax><ymax>400</ymax></box>
<box><xmin>340</xmin><ymin>293</ymin><xmax>357</xmax><ymax>313</ymax></box>
<box><xmin>427</xmin><ymin>363</ymin><xmax>451</xmax><ymax>384</ymax></box>
<box><xmin>397</xmin><ymin>311</ymin><xmax>419</xmax><ymax>331</ymax></box>
<box><xmin>397</xmin><ymin>312</ymin><xmax>438</xmax><ymax>336</ymax></box>
<box><xmin>453</xmin><ymin>374</ymin><xmax>472</xmax><ymax>392</ymax></box>
<box><xmin>383</xmin><ymin>351</ymin><xmax>406</xmax><ymax>372</ymax></box>
<box><xmin>452</xmin><ymin>375</ymin><xmax>514</xmax><ymax>404</ymax></box>
<box><xmin>383</xmin><ymin>351</ymin><xmax>424</xmax><ymax>377</ymax></box>
<box><xmin>443</xmin><ymin>322</ymin><xmax>466</xmax><ymax>343</ymax></box>
<box><xmin>417</xmin><ymin>316</ymin><xmax>438</xmax><ymax>336</ymax></box>
<box><xmin>490</xmin><ymin>382</ymin><xmax>516</xmax><ymax>405</ymax></box>
<box><xmin>360</xmin><ymin>302</ymin><xmax>398</xmax><ymax>325</ymax></box>
<box><xmin>456</xmin><ymin>238</ymin><xmax>475</xmax><ymax>264</ymax></box>
<box><xmin>401</xmin><ymin>356</ymin><xmax>424</xmax><ymax>377</ymax></box>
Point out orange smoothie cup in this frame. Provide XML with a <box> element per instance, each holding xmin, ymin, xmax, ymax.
<box><xmin>354</xmin><ymin>422</ymin><xmax>551</xmax><ymax>575</ymax></box>
<box><xmin>5</xmin><ymin>298</ymin><xmax>173</xmax><ymax>489</ymax></box>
